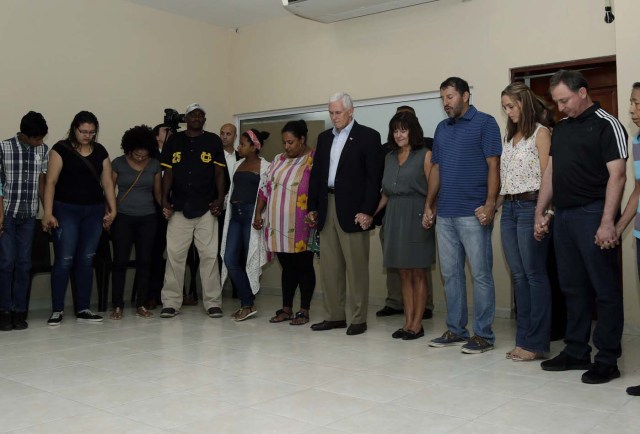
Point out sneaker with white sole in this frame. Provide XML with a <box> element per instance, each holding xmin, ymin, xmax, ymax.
<box><xmin>429</xmin><ymin>330</ymin><xmax>467</xmax><ymax>347</ymax></box>
<box><xmin>461</xmin><ymin>335</ymin><xmax>494</xmax><ymax>354</ymax></box>
<box><xmin>234</xmin><ymin>307</ymin><xmax>257</xmax><ymax>322</ymax></box>
<box><xmin>47</xmin><ymin>311</ymin><xmax>64</xmax><ymax>326</ymax></box>
<box><xmin>76</xmin><ymin>309</ymin><xmax>103</xmax><ymax>323</ymax></box>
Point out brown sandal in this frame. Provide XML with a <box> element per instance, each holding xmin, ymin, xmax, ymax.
<box><xmin>269</xmin><ymin>309</ymin><xmax>293</xmax><ymax>323</ymax></box>
<box><xmin>289</xmin><ymin>311</ymin><xmax>309</xmax><ymax>326</ymax></box>
<box><xmin>109</xmin><ymin>307</ymin><xmax>123</xmax><ymax>320</ymax></box>
<box><xmin>136</xmin><ymin>306</ymin><xmax>153</xmax><ymax>318</ymax></box>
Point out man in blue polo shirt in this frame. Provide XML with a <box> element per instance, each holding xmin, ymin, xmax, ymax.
<box><xmin>425</xmin><ymin>77</ymin><xmax>502</xmax><ymax>354</ymax></box>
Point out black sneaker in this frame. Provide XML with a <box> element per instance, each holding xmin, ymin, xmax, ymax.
<box><xmin>0</xmin><ymin>310</ymin><xmax>12</xmax><ymax>331</ymax></box>
<box><xmin>540</xmin><ymin>351</ymin><xmax>591</xmax><ymax>372</ymax></box>
<box><xmin>581</xmin><ymin>362</ymin><xmax>620</xmax><ymax>384</ymax></box>
<box><xmin>76</xmin><ymin>309</ymin><xmax>103</xmax><ymax>323</ymax></box>
<box><xmin>12</xmin><ymin>311</ymin><xmax>28</xmax><ymax>330</ymax></box>
<box><xmin>207</xmin><ymin>307</ymin><xmax>223</xmax><ymax>318</ymax></box>
<box><xmin>160</xmin><ymin>307</ymin><xmax>178</xmax><ymax>318</ymax></box>
<box><xmin>47</xmin><ymin>311</ymin><xmax>64</xmax><ymax>326</ymax></box>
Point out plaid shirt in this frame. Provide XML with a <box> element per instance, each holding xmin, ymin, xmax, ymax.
<box><xmin>0</xmin><ymin>135</ymin><xmax>49</xmax><ymax>218</ymax></box>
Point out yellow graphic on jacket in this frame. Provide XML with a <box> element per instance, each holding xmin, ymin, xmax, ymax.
<box><xmin>172</xmin><ymin>152</ymin><xmax>181</xmax><ymax>164</ymax></box>
<box><xmin>201</xmin><ymin>152</ymin><xmax>212</xmax><ymax>163</ymax></box>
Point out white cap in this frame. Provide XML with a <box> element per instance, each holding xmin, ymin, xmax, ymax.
<box><xmin>185</xmin><ymin>103</ymin><xmax>206</xmax><ymax>115</ymax></box>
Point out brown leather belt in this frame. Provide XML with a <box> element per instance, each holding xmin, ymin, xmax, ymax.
<box><xmin>504</xmin><ymin>191</ymin><xmax>539</xmax><ymax>202</ymax></box>
<box><xmin>328</xmin><ymin>188</ymin><xmax>336</xmax><ymax>194</ymax></box>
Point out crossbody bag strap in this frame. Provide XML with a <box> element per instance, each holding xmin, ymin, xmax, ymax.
<box><xmin>62</xmin><ymin>141</ymin><xmax>102</xmax><ymax>185</ymax></box>
<box><xmin>117</xmin><ymin>169</ymin><xmax>143</xmax><ymax>205</ymax></box>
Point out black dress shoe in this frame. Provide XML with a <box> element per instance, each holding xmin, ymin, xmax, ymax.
<box><xmin>376</xmin><ymin>306</ymin><xmax>403</xmax><ymax>317</ymax></box>
<box><xmin>626</xmin><ymin>385</ymin><xmax>640</xmax><ymax>396</ymax></box>
<box><xmin>392</xmin><ymin>328</ymin><xmax>407</xmax><ymax>339</ymax></box>
<box><xmin>12</xmin><ymin>311</ymin><xmax>28</xmax><ymax>330</ymax></box>
<box><xmin>402</xmin><ymin>326</ymin><xmax>424</xmax><ymax>341</ymax></box>
<box><xmin>582</xmin><ymin>362</ymin><xmax>620</xmax><ymax>384</ymax></box>
<box><xmin>422</xmin><ymin>309</ymin><xmax>433</xmax><ymax>319</ymax></box>
<box><xmin>310</xmin><ymin>320</ymin><xmax>347</xmax><ymax>331</ymax></box>
<box><xmin>541</xmin><ymin>351</ymin><xmax>591</xmax><ymax>371</ymax></box>
<box><xmin>346</xmin><ymin>322</ymin><xmax>367</xmax><ymax>336</ymax></box>
<box><xmin>0</xmin><ymin>310</ymin><xmax>12</xmax><ymax>331</ymax></box>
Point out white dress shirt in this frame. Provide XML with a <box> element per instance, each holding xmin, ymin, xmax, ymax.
<box><xmin>328</xmin><ymin>119</ymin><xmax>354</xmax><ymax>188</ymax></box>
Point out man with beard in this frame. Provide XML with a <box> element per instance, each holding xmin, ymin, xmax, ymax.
<box><xmin>424</xmin><ymin>77</ymin><xmax>502</xmax><ymax>354</ymax></box>
<box><xmin>159</xmin><ymin>103</ymin><xmax>226</xmax><ymax>318</ymax></box>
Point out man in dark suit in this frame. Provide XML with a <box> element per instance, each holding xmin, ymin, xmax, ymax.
<box><xmin>307</xmin><ymin>92</ymin><xmax>384</xmax><ymax>336</ymax></box>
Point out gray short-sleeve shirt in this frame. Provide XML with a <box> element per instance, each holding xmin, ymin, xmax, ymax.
<box><xmin>112</xmin><ymin>155</ymin><xmax>160</xmax><ymax>216</ymax></box>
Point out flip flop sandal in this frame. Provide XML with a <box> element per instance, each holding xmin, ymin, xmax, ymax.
<box><xmin>289</xmin><ymin>311</ymin><xmax>309</xmax><ymax>326</ymax></box>
<box><xmin>269</xmin><ymin>309</ymin><xmax>293</xmax><ymax>323</ymax></box>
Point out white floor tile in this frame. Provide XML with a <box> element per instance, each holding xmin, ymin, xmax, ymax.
<box><xmin>1</xmin><ymin>294</ymin><xmax>638</xmax><ymax>434</ymax></box>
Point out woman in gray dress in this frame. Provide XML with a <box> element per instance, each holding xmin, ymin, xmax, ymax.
<box><xmin>373</xmin><ymin>112</ymin><xmax>435</xmax><ymax>340</ymax></box>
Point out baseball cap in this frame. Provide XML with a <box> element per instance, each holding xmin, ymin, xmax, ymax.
<box><xmin>185</xmin><ymin>103</ymin><xmax>206</xmax><ymax>115</ymax></box>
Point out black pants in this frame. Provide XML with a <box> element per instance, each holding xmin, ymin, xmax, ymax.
<box><xmin>554</xmin><ymin>200</ymin><xmax>623</xmax><ymax>366</ymax></box>
<box><xmin>276</xmin><ymin>251</ymin><xmax>316</xmax><ymax>310</ymax></box>
<box><xmin>111</xmin><ymin>213</ymin><xmax>157</xmax><ymax>308</ymax></box>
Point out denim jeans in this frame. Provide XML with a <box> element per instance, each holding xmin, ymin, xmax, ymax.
<box><xmin>436</xmin><ymin>216</ymin><xmax>496</xmax><ymax>343</ymax></box>
<box><xmin>111</xmin><ymin>213</ymin><xmax>157</xmax><ymax>309</ymax></box>
<box><xmin>500</xmin><ymin>200</ymin><xmax>551</xmax><ymax>352</ymax></box>
<box><xmin>554</xmin><ymin>200</ymin><xmax>623</xmax><ymax>366</ymax></box>
<box><xmin>223</xmin><ymin>203</ymin><xmax>255</xmax><ymax>307</ymax></box>
<box><xmin>0</xmin><ymin>215</ymin><xmax>36</xmax><ymax>312</ymax></box>
<box><xmin>51</xmin><ymin>201</ymin><xmax>104</xmax><ymax>312</ymax></box>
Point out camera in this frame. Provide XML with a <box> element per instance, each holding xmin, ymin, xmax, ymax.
<box><xmin>163</xmin><ymin>108</ymin><xmax>185</xmax><ymax>132</ymax></box>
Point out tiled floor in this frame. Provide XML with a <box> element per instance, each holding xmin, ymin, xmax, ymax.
<box><xmin>1</xmin><ymin>294</ymin><xmax>640</xmax><ymax>433</ymax></box>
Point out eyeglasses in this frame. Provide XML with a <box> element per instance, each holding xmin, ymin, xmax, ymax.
<box><xmin>77</xmin><ymin>129</ymin><xmax>97</xmax><ymax>136</ymax></box>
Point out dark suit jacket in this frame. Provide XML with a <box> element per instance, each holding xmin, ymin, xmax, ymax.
<box><xmin>308</xmin><ymin>121</ymin><xmax>384</xmax><ymax>232</ymax></box>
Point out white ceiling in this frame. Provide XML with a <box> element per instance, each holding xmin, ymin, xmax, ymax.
<box><xmin>126</xmin><ymin>0</ymin><xmax>292</xmax><ymax>30</ymax></box>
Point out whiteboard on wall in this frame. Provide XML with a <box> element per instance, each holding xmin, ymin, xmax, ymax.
<box><xmin>237</xmin><ymin>91</ymin><xmax>448</xmax><ymax>159</ymax></box>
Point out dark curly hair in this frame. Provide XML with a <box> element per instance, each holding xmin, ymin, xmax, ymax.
<box><xmin>120</xmin><ymin>125</ymin><xmax>156</xmax><ymax>155</ymax></box>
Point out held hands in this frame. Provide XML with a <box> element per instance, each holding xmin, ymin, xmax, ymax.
<box><xmin>594</xmin><ymin>222</ymin><xmax>619</xmax><ymax>250</ymax></box>
<box><xmin>533</xmin><ymin>212</ymin><xmax>551</xmax><ymax>241</ymax></box>
<box><xmin>103</xmin><ymin>210</ymin><xmax>116</xmax><ymax>231</ymax></box>
<box><xmin>354</xmin><ymin>213</ymin><xmax>373</xmax><ymax>230</ymax></box>
<box><xmin>304</xmin><ymin>211</ymin><xmax>318</xmax><ymax>228</ymax></box>
<box><xmin>42</xmin><ymin>214</ymin><xmax>59</xmax><ymax>233</ymax></box>
<box><xmin>423</xmin><ymin>206</ymin><xmax>435</xmax><ymax>229</ymax></box>
<box><xmin>252</xmin><ymin>216</ymin><xmax>264</xmax><ymax>230</ymax></box>
<box><xmin>209</xmin><ymin>199</ymin><xmax>223</xmax><ymax>216</ymax></box>
<box><xmin>474</xmin><ymin>204</ymin><xmax>496</xmax><ymax>226</ymax></box>
<box><xmin>162</xmin><ymin>201</ymin><xmax>174</xmax><ymax>220</ymax></box>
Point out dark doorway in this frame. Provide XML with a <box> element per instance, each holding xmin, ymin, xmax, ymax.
<box><xmin>511</xmin><ymin>55</ymin><xmax>618</xmax><ymax>119</ymax></box>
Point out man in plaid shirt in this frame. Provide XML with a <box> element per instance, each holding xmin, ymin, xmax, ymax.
<box><xmin>0</xmin><ymin>111</ymin><xmax>49</xmax><ymax>331</ymax></box>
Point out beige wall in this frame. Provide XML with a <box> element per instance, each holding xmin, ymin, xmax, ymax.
<box><xmin>0</xmin><ymin>0</ymin><xmax>233</xmax><ymax>155</ymax></box>
<box><xmin>0</xmin><ymin>0</ymin><xmax>233</xmax><ymax>308</ymax></box>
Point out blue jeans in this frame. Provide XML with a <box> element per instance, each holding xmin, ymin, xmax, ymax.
<box><xmin>0</xmin><ymin>215</ymin><xmax>36</xmax><ymax>312</ymax></box>
<box><xmin>51</xmin><ymin>201</ymin><xmax>104</xmax><ymax>312</ymax></box>
<box><xmin>436</xmin><ymin>216</ymin><xmax>496</xmax><ymax>343</ymax></box>
<box><xmin>554</xmin><ymin>200</ymin><xmax>623</xmax><ymax>366</ymax></box>
<box><xmin>223</xmin><ymin>203</ymin><xmax>254</xmax><ymax>307</ymax></box>
<box><xmin>500</xmin><ymin>200</ymin><xmax>551</xmax><ymax>352</ymax></box>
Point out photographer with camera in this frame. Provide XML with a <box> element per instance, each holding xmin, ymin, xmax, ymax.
<box><xmin>159</xmin><ymin>103</ymin><xmax>226</xmax><ymax>319</ymax></box>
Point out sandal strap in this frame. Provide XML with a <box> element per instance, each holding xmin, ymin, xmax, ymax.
<box><xmin>294</xmin><ymin>311</ymin><xmax>309</xmax><ymax>319</ymax></box>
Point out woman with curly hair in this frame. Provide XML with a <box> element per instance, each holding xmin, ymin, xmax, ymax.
<box><xmin>109</xmin><ymin>125</ymin><xmax>162</xmax><ymax>319</ymax></box>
